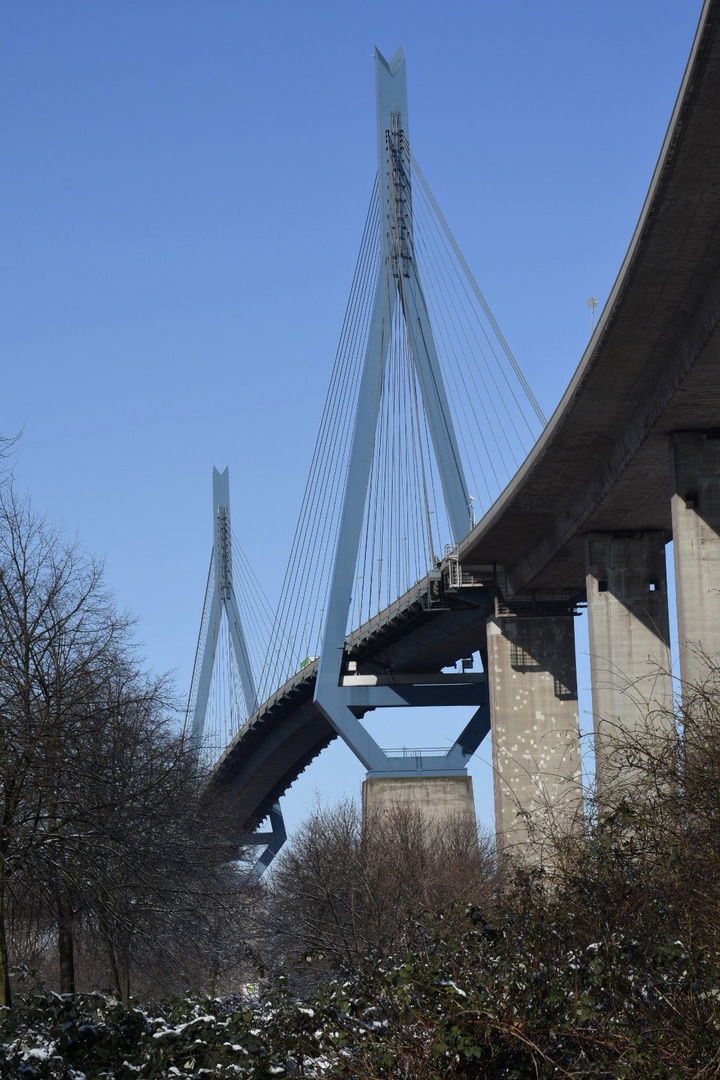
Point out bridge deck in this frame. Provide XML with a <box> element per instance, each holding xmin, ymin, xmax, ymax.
<box><xmin>459</xmin><ymin>0</ymin><xmax>720</xmax><ymax>595</ymax></box>
<box><xmin>207</xmin><ymin>575</ymin><xmax>493</xmax><ymax>830</ymax></box>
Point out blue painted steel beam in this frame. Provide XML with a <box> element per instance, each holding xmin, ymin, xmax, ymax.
<box><xmin>315</xmin><ymin>262</ymin><xmax>396</xmax><ymax>773</ymax></box>
<box><xmin>342</xmin><ymin>683</ymin><xmax>486</xmax><ymax>709</ymax></box>
<box><xmin>187</xmin><ymin>568</ymin><xmax>220</xmax><ymax>753</ymax></box>
<box><xmin>244</xmin><ymin>803</ymin><xmax>287</xmax><ymax>883</ymax></box>
<box><xmin>452</xmin><ymin>701</ymin><xmax>492</xmax><ymax>760</ymax></box>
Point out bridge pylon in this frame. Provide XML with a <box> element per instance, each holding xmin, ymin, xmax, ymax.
<box><xmin>186</xmin><ymin>467</ymin><xmax>286</xmax><ymax>874</ymax></box>
<box><xmin>314</xmin><ymin>48</ymin><xmax>488</xmax><ymax>814</ymax></box>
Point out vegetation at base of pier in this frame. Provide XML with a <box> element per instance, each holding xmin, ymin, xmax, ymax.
<box><xmin>4</xmin><ymin>715</ymin><xmax>720</xmax><ymax>1079</ymax></box>
<box><xmin>1</xmin><ymin>870</ymin><xmax>719</xmax><ymax>1078</ymax></box>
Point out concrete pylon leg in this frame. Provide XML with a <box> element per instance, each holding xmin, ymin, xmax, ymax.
<box><xmin>486</xmin><ymin>616</ymin><xmax>582</xmax><ymax>862</ymax></box>
<box><xmin>670</xmin><ymin>432</ymin><xmax>720</xmax><ymax>688</ymax></box>
<box><xmin>585</xmin><ymin>531</ymin><xmax>674</xmax><ymax>797</ymax></box>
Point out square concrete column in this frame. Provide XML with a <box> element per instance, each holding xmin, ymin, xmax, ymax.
<box><xmin>670</xmin><ymin>432</ymin><xmax>720</xmax><ymax>688</ymax></box>
<box><xmin>585</xmin><ymin>531</ymin><xmax>674</xmax><ymax>796</ymax></box>
<box><xmin>362</xmin><ymin>775</ymin><xmax>476</xmax><ymax>826</ymax></box>
<box><xmin>486</xmin><ymin>616</ymin><xmax>582</xmax><ymax>862</ymax></box>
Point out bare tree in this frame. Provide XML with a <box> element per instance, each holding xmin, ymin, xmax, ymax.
<box><xmin>0</xmin><ymin>483</ymin><xmax>250</xmax><ymax>1004</ymax></box>
<box><xmin>263</xmin><ymin>798</ymin><xmax>495</xmax><ymax>981</ymax></box>
<box><xmin>0</xmin><ymin>484</ymin><xmax>135</xmax><ymax>1004</ymax></box>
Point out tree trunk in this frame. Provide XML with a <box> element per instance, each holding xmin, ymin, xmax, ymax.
<box><xmin>118</xmin><ymin>952</ymin><xmax>130</xmax><ymax>1003</ymax></box>
<box><xmin>0</xmin><ymin>881</ymin><xmax>12</xmax><ymax>1007</ymax></box>
<box><xmin>57</xmin><ymin>899</ymin><xmax>75</xmax><ymax>995</ymax></box>
<box><xmin>104</xmin><ymin>936</ymin><xmax>123</xmax><ymax>1000</ymax></box>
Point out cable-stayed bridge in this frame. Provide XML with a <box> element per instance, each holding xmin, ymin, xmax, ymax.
<box><xmin>185</xmin><ymin>0</ymin><xmax>720</xmax><ymax>867</ymax></box>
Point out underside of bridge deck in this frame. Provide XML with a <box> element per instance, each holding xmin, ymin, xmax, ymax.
<box><xmin>458</xmin><ymin>0</ymin><xmax>720</xmax><ymax>597</ymax></box>
<box><xmin>205</xmin><ymin>583</ymin><xmax>494</xmax><ymax>834</ymax></box>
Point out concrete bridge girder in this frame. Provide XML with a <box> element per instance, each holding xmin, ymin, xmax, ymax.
<box><xmin>457</xmin><ymin>0</ymin><xmax>720</xmax><ymax>598</ymax></box>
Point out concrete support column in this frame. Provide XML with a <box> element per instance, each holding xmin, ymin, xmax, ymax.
<box><xmin>362</xmin><ymin>775</ymin><xmax>476</xmax><ymax>826</ymax></box>
<box><xmin>585</xmin><ymin>531</ymin><xmax>674</xmax><ymax>796</ymax></box>
<box><xmin>670</xmin><ymin>431</ymin><xmax>720</xmax><ymax>687</ymax></box>
<box><xmin>486</xmin><ymin>616</ymin><xmax>582</xmax><ymax>862</ymax></box>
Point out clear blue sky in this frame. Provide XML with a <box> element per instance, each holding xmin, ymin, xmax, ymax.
<box><xmin>1</xmin><ymin>1</ymin><xmax>704</xmax><ymax>834</ymax></box>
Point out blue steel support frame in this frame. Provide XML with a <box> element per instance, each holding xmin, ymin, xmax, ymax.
<box><xmin>189</xmin><ymin>467</ymin><xmax>286</xmax><ymax>869</ymax></box>
<box><xmin>314</xmin><ymin>48</ymin><xmax>485</xmax><ymax>779</ymax></box>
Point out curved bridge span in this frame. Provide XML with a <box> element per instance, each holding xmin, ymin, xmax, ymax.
<box><xmin>208</xmin><ymin>572</ymin><xmax>497</xmax><ymax>829</ymax></box>
<box><xmin>459</xmin><ymin>0</ymin><xmax>720</xmax><ymax>595</ymax></box>
<box><xmin>206</xmin><ymin>0</ymin><xmax>720</xmax><ymax>845</ymax></box>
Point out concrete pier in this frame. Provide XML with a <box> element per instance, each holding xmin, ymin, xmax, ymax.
<box><xmin>585</xmin><ymin>531</ymin><xmax>674</xmax><ymax>795</ymax></box>
<box><xmin>670</xmin><ymin>432</ymin><xmax>720</xmax><ymax>688</ymax></box>
<box><xmin>486</xmin><ymin>615</ymin><xmax>582</xmax><ymax>861</ymax></box>
<box><xmin>362</xmin><ymin>775</ymin><xmax>476</xmax><ymax>826</ymax></box>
